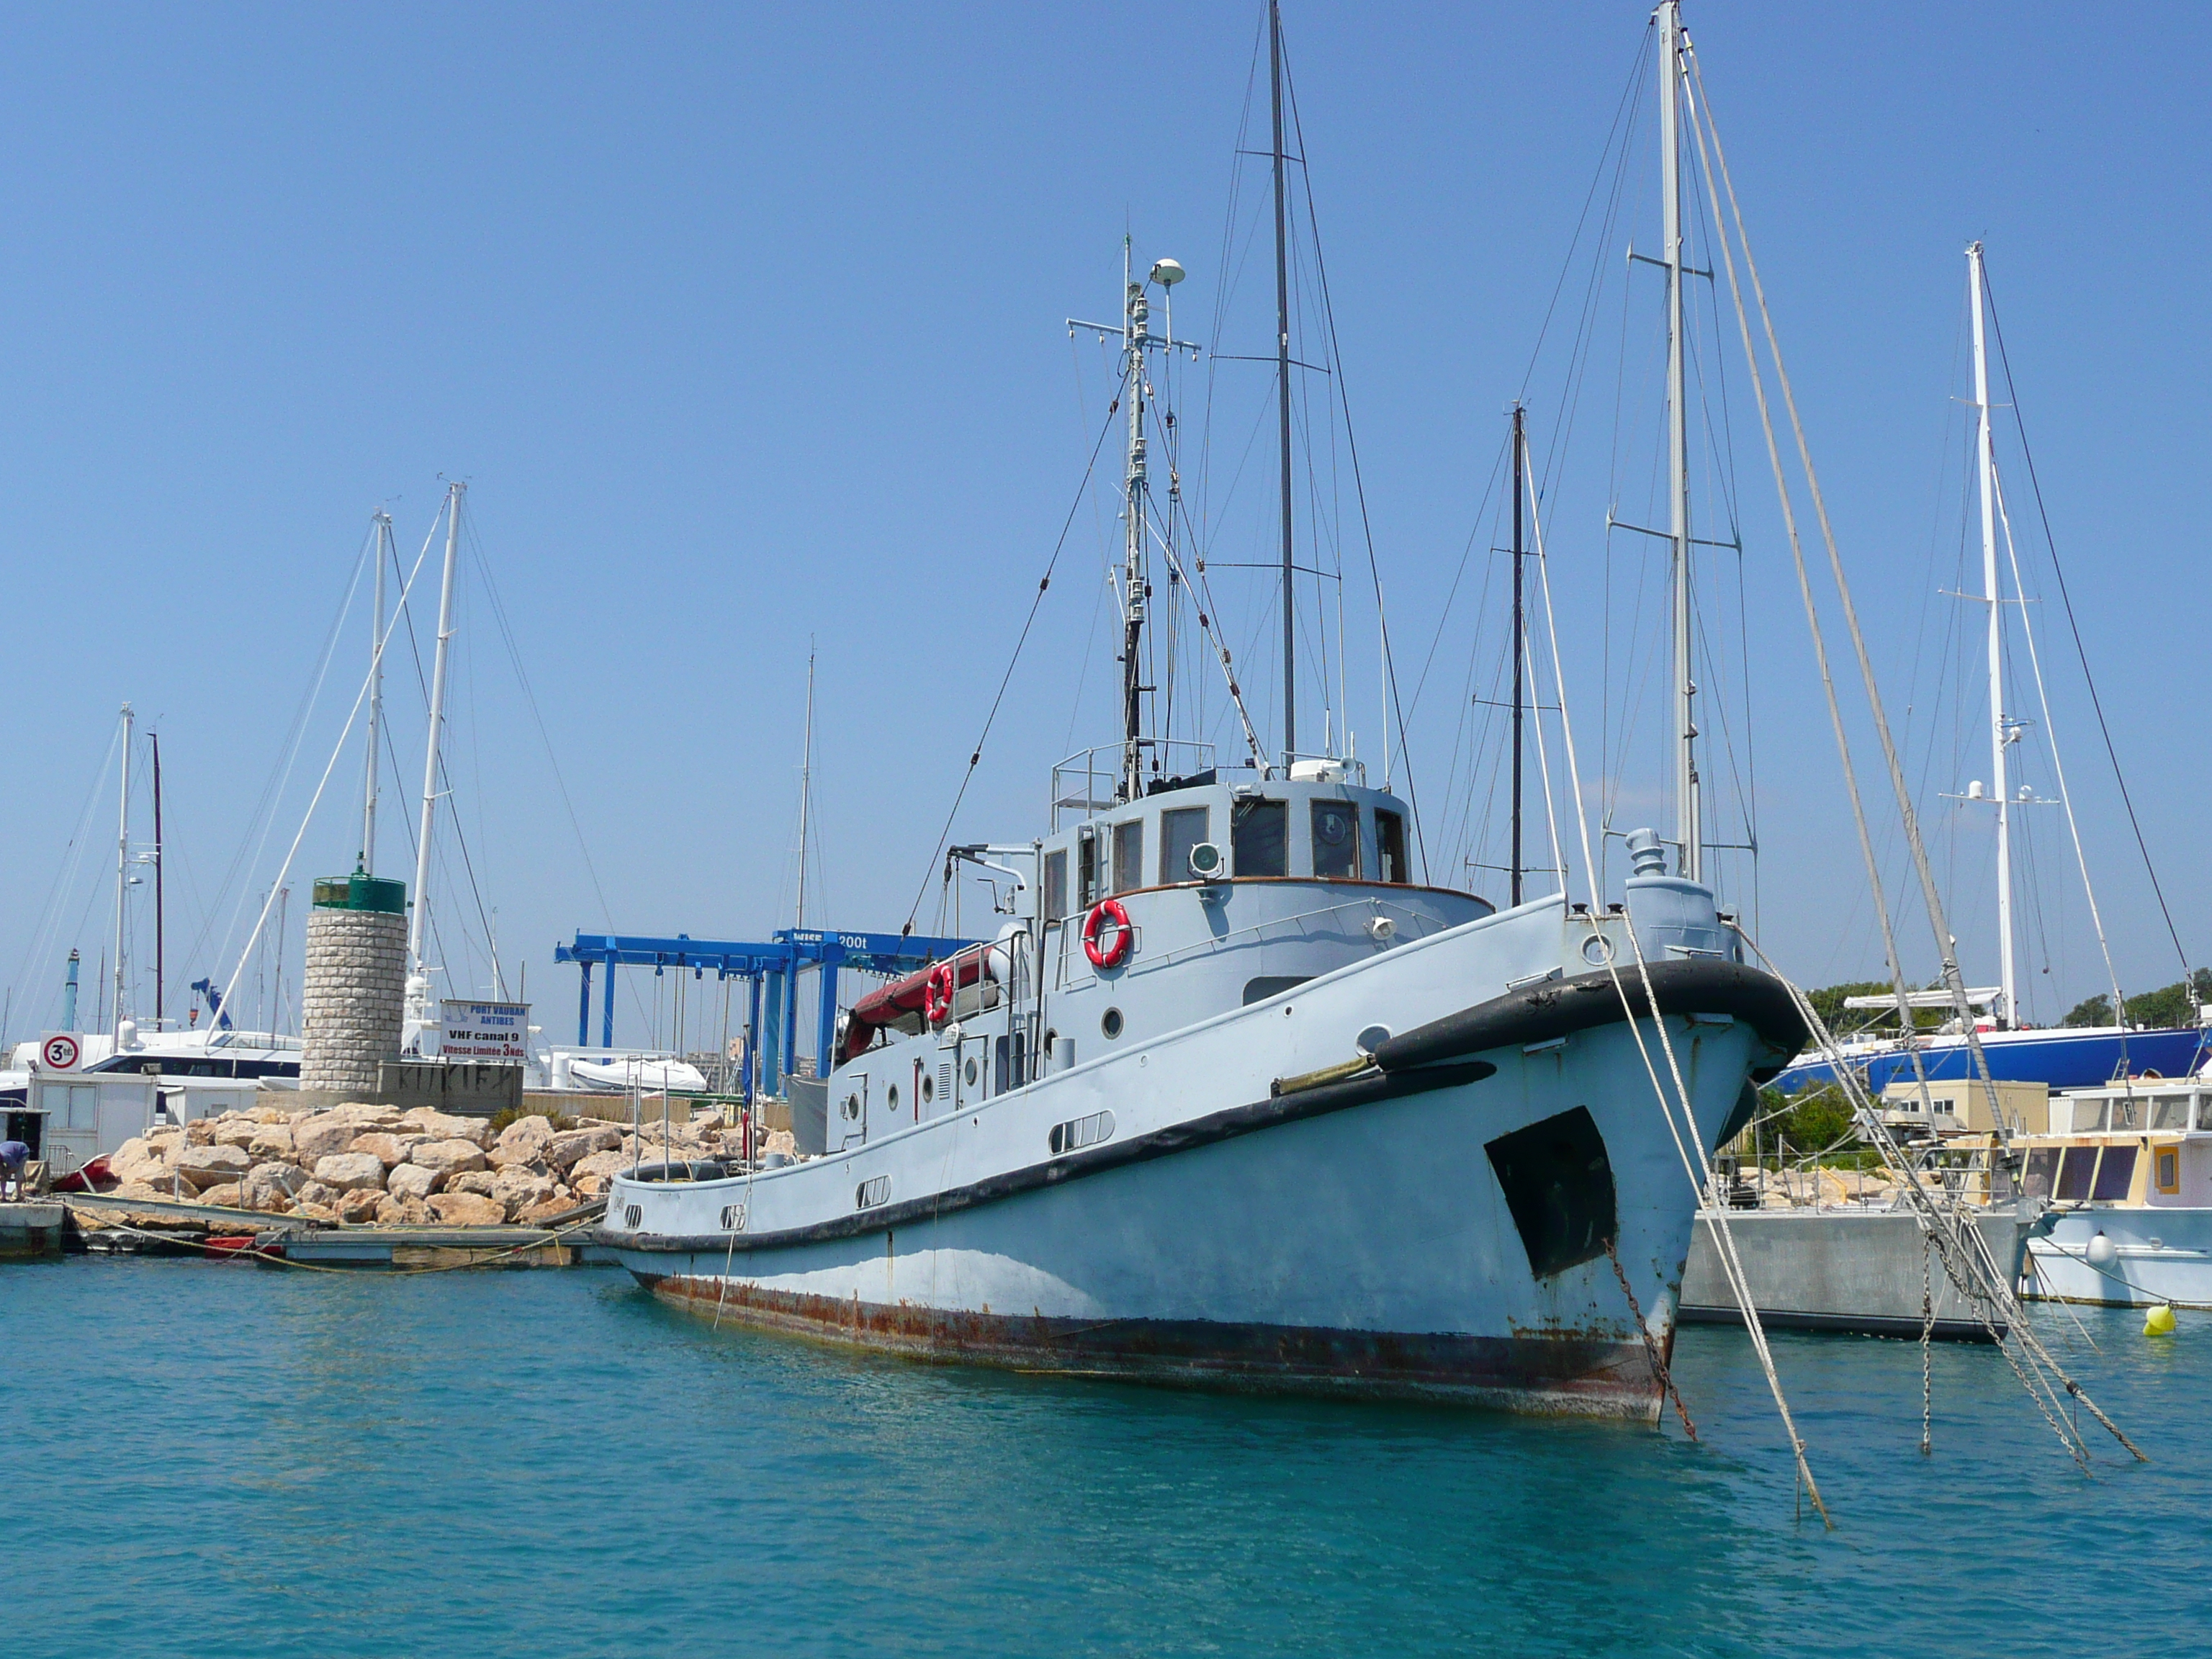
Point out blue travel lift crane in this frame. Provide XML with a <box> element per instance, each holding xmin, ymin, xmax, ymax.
<box><xmin>553</xmin><ymin>927</ymin><xmax>976</xmax><ymax>1104</ymax></box>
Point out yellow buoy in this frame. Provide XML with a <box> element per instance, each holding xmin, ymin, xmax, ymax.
<box><xmin>2145</xmin><ymin>1303</ymin><xmax>2177</xmax><ymax>1337</ymax></box>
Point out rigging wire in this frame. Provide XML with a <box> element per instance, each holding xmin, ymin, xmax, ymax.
<box><xmin>901</xmin><ymin>402</ymin><xmax>1121</xmax><ymax>937</ymax></box>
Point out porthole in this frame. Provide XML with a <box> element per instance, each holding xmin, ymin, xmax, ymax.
<box><xmin>1048</xmin><ymin>1110</ymin><xmax>1116</xmax><ymax>1157</ymax></box>
<box><xmin>965</xmin><ymin>1057</ymin><xmax>979</xmax><ymax>1086</ymax></box>
<box><xmin>1101</xmin><ymin>1007</ymin><xmax>1125</xmax><ymax>1040</ymax></box>
<box><xmin>886</xmin><ymin>1084</ymin><xmax>900</xmax><ymax>1111</ymax></box>
<box><xmin>842</xmin><ymin>1093</ymin><xmax>861</xmax><ymax>1120</ymax></box>
<box><xmin>922</xmin><ymin>1073</ymin><xmax>935</xmax><ymax>1104</ymax></box>
<box><xmin>1356</xmin><ymin>1024</ymin><xmax>1392</xmax><ymax>1055</ymax></box>
<box><xmin>1582</xmin><ymin>933</ymin><xmax>1614</xmax><ymax>966</ymax></box>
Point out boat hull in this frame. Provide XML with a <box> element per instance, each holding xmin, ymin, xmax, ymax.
<box><xmin>602</xmin><ymin>940</ymin><xmax>1804</xmax><ymax>1418</ymax></box>
<box><xmin>1773</xmin><ymin>1025</ymin><xmax>2207</xmax><ymax>1096</ymax></box>
<box><xmin>2026</xmin><ymin>1207</ymin><xmax>2212</xmax><ymax>1308</ymax></box>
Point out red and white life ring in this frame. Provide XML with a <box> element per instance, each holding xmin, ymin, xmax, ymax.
<box><xmin>924</xmin><ymin>961</ymin><xmax>957</xmax><ymax>1025</ymax></box>
<box><xmin>1083</xmin><ymin>899</ymin><xmax>1133</xmax><ymax>969</ymax></box>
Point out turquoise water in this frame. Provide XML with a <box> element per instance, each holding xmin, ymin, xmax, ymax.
<box><xmin>9</xmin><ymin>1258</ymin><xmax>2206</xmax><ymax>1657</ymax></box>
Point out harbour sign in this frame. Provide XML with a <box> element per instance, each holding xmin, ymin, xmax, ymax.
<box><xmin>439</xmin><ymin>999</ymin><xmax>530</xmax><ymax>1062</ymax></box>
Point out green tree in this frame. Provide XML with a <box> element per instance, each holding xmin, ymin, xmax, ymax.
<box><xmin>2063</xmin><ymin>970</ymin><xmax>2211</xmax><ymax>1030</ymax></box>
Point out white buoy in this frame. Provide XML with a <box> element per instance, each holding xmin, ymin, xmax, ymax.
<box><xmin>2087</xmin><ymin>1232</ymin><xmax>2118</xmax><ymax>1268</ymax></box>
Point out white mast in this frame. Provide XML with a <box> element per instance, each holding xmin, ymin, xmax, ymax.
<box><xmin>361</xmin><ymin>508</ymin><xmax>391</xmax><ymax>872</ymax></box>
<box><xmin>405</xmin><ymin>482</ymin><xmax>464</xmax><ymax>1049</ymax></box>
<box><xmin>794</xmin><ymin>641</ymin><xmax>815</xmax><ymax>927</ymax></box>
<box><xmin>114</xmin><ymin>702</ymin><xmax>133</xmax><ymax>1041</ymax></box>
<box><xmin>1660</xmin><ymin>0</ymin><xmax>1699</xmax><ymax>881</ymax></box>
<box><xmin>1969</xmin><ymin>242</ymin><xmax>2016</xmax><ymax>1026</ymax></box>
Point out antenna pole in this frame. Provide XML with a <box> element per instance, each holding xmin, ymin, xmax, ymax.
<box><xmin>151</xmin><ymin>730</ymin><xmax>164</xmax><ymax>1032</ymax></box>
<box><xmin>114</xmin><ymin>703</ymin><xmax>132</xmax><ymax>1040</ymax></box>
<box><xmin>1660</xmin><ymin>0</ymin><xmax>1699</xmax><ymax>880</ymax></box>
<box><xmin>363</xmin><ymin>508</ymin><xmax>391</xmax><ymax>873</ymax></box>
<box><xmin>796</xmin><ymin>641</ymin><xmax>816</xmax><ymax>927</ymax></box>
<box><xmin>1511</xmin><ymin>405</ymin><xmax>1526</xmax><ymax>908</ymax></box>
<box><xmin>1272</xmin><ymin>0</ymin><xmax>1295</xmax><ymax>772</ymax></box>
<box><xmin>1969</xmin><ymin>241</ymin><xmax>2015</xmax><ymax>1027</ymax></box>
<box><xmin>407</xmin><ymin>483</ymin><xmax>464</xmax><ymax>1044</ymax></box>
<box><xmin>1119</xmin><ymin>238</ymin><xmax>1154</xmax><ymax>802</ymax></box>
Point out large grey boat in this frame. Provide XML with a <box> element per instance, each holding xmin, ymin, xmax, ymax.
<box><xmin>599</xmin><ymin>5</ymin><xmax>1804</xmax><ymax>1416</ymax></box>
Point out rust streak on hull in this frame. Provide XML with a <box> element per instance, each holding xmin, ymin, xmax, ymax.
<box><xmin>638</xmin><ymin>1272</ymin><xmax>1663</xmax><ymax>1421</ymax></box>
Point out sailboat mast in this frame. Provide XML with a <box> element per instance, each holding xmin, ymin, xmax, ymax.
<box><xmin>151</xmin><ymin>730</ymin><xmax>164</xmax><ymax>1033</ymax></box>
<box><xmin>1968</xmin><ymin>241</ymin><xmax>2016</xmax><ymax>1026</ymax></box>
<box><xmin>1271</xmin><ymin>0</ymin><xmax>1295</xmax><ymax>772</ymax></box>
<box><xmin>796</xmin><ymin>642</ymin><xmax>816</xmax><ymax>927</ymax></box>
<box><xmin>409</xmin><ymin>483</ymin><xmax>464</xmax><ymax>982</ymax></box>
<box><xmin>114</xmin><ymin>702</ymin><xmax>132</xmax><ymax>1041</ymax></box>
<box><xmin>1121</xmin><ymin>238</ymin><xmax>1151</xmax><ymax>801</ymax></box>
<box><xmin>1510</xmin><ymin>405</ymin><xmax>1526</xmax><ymax>908</ymax></box>
<box><xmin>1659</xmin><ymin>0</ymin><xmax>1699</xmax><ymax>881</ymax></box>
<box><xmin>363</xmin><ymin>508</ymin><xmax>391</xmax><ymax>873</ymax></box>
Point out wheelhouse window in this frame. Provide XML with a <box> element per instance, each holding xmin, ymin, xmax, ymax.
<box><xmin>1160</xmin><ymin>806</ymin><xmax>1209</xmax><ymax>884</ymax></box>
<box><xmin>2092</xmin><ymin>1145</ymin><xmax>2138</xmax><ymax>1202</ymax></box>
<box><xmin>2054</xmin><ymin>1146</ymin><xmax>2098</xmax><ymax>1202</ymax></box>
<box><xmin>1078</xmin><ymin>832</ymin><xmax>1100</xmax><ymax>908</ymax></box>
<box><xmin>1043</xmin><ymin>850</ymin><xmax>1067</xmax><ymax>922</ymax></box>
<box><xmin>1375</xmin><ymin>808</ymin><xmax>1408</xmax><ymax>884</ymax></box>
<box><xmin>1112</xmin><ymin>819</ymin><xmax>1144</xmax><ymax>894</ymax></box>
<box><xmin>1310</xmin><ymin>799</ymin><xmax>1361</xmax><ymax>879</ymax></box>
<box><xmin>1231</xmin><ymin>797</ymin><xmax>1287</xmax><ymax>878</ymax></box>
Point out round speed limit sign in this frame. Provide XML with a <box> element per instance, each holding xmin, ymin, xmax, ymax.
<box><xmin>41</xmin><ymin>1033</ymin><xmax>81</xmax><ymax>1070</ymax></box>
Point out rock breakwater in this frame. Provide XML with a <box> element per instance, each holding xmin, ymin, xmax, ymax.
<box><xmin>97</xmin><ymin>1102</ymin><xmax>791</xmax><ymax>1226</ymax></box>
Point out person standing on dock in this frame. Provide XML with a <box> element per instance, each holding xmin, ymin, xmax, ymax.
<box><xmin>0</xmin><ymin>1140</ymin><xmax>28</xmax><ymax>1201</ymax></box>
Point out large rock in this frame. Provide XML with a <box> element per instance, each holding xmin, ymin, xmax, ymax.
<box><xmin>175</xmin><ymin>1143</ymin><xmax>253</xmax><ymax>1187</ymax></box>
<box><xmin>326</xmin><ymin>1102</ymin><xmax>403</xmax><ymax>1128</ymax></box>
<box><xmin>570</xmin><ymin>1148</ymin><xmax>629</xmax><ymax>1185</ymax></box>
<box><xmin>349</xmin><ymin>1131</ymin><xmax>423</xmax><ymax>1169</ymax></box>
<box><xmin>243</xmin><ymin>1161</ymin><xmax>310</xmax><ymax>1210</ymax></box>
<box><xmin>212</xmin><ymin>1117</ymin><xmax>260</xmax><ymax>1149</ymax></box>
<box><xmin>495</xmin><ymin>1115</ymin><xmax>555</xmax><ymax>1161</ymax></box>
<box><xmin>427</xmin><ymin>1190</ymin><xmax>505</xmax><ymax>1227</ymax></box>
<box><xmin>247</xmin><ymin>1105</ymin><xmax>295</xmax><ymax>1124</ymax></box>
<box><xmin>543</xmin><ymin>1125</ymin><xmax>621</xmax><ymax>1172</ymax></box>
<box><xmin>112</xmin><ymin>1179</ymin><xmax>174</xmax><ymax>1202</ymax></box>
<box><xmin>375</xmin><ymin>1193</ymin><xmax>433</xmax><ymax>1225</ymax></box>
<box><xmin>336</xmin><ymin>1187</ymin><xmax>385</xmax><ymax>1223</ymax></box>
<box><xmin>109</xmin><ymin>1136</ymin><xmax>171</xmax><ymax>1186</ymax></box>
<box><xmin>198</xmin><ymin>1182</ymin><xmax>244</xmax><ymax>1209</ymax></box>
<box><xmin>386</xmin><ymin>1161</ymin><xmax>442</xmax><ymax>1200</ymax></box>
<box><xmin>410</xmin><ymin>1138</ymin><xmax>487</xmax><ymax>1177</ymax></box>
<box><xmin>313</xmin><ymin>1152</ymin><xmax>387</xmax><ymax>1194</ymax></box>
<box><xmin>517</xmin><ymin>1196</ymin><xmax>579</xmax><ymax>1226</ymax></box>
<box><xmin>184</xmin><ymin>1118</ymin><xmax>218</xmax><ymax>1147</ymax></box>
<box><xmin>288</xmin><ymin>1201</ymin><xmax>337</xmax><ymax>1223</ymax></box>
<box><xmin>294</xmin><ymin>1114</ymin><xmax>361</xmax><ymax>1164</ymax></box>
<box><xmin>293</xmin><ymin>1180</ymin><xmax>338</xmax><ymax>1210</ymax></box>
<box><xmin>487</xmin><ymin>1144</ymin><xmax>549</xmax><ymax>1173</ymax></box>
<box><xmin>396</xmin><ymin>1108</ymin><xmax>491</xmax><ymax>1148</ymax></box>
<box><xmin>490</xmin><ymin>1166</ymin><xmax>557</xmax><ymax>1218</ymax></box>
<box><xmin>247</xmin><ymin>1123</ymin><xmax>297</xmax><ymax>1161</ymax></box>
<box><xmin>449</xmin><ymin>1170</ymin><xmax>499</xmax><ymax>1197</ymax></box>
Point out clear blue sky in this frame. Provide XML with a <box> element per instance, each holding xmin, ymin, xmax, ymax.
<box><xmin>2</xmin><ymin>2</ymin><xmax>2203</xmax><ymax>1047</ymax></box>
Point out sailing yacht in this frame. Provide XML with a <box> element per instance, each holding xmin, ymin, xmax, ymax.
<box><xmin>1774</xmin><ymin>245</ymin><xmax>2206</xmax><ymax>1094</ymax></box>
<box><xmin>597</xmin><ymin>4</ymin><xmax>1806</xmax><ymax>1417</ymax></box>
